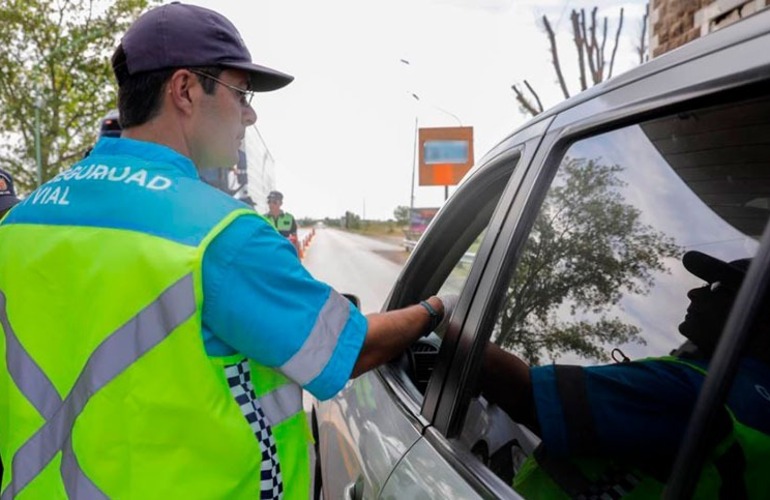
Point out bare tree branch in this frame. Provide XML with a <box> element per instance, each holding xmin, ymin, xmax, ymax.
<box><xmin>570</xmin><ymin>11</ymin><xmax>587</xmax><ymax>93</ymax></box>
<box><xmin>543</xmin><ymin>15</ymin><xmax>571</xmax><ymax>100</ymax></box>
<box><xmin>637</xmin><ymin>4</ymin><xmax>649</xmax><ymax>64</ymax></box>
<box><xmin>524</xmin><ymin>80</ymin><xmax>544</xmax><ymax>113</ymax></box>
<box><xmin>599</xmin><ymin>17</ymin><xmax>608</xmax><ymax>81</ymax></box>
<box><xmin>512</xmin><ymin>83</ymin><xmax>543</xmax><ymax>117</ymax></box>
<box><xmin>608</xmin><ymin>7</ymin><xmax>624</xmax><ymax>79</ymax></box>
<box><xmin>510</xmin><ymin>5</ymin><xmax>631</xmax><ymax>118</ymax></box>
<box><xmin>587</xmin><ymin>8</ymin><xmax>600</xmax><ymax>85</ymax></box>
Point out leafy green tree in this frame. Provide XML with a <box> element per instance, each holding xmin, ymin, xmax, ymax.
<box><xmin>495</xmin><ymin>156</ymin><xmax>680</xmax><ymax>364</ymax></box>
<box><xmin>323</xmin><ymin>217</ymin><xmax>341</xmax><ymax>228</ymax></box>
<box><xmin>344</xmin><ymin>211</ymin><xmax>361</xmax><ymax>230</ymax></box>
<box><xmin>393</xmin><ymin>205</ymin><xmax>410</xmax><ymax>225</ymax></box>
<box><xmin>0</xmin><ymin>0</ymin><xmax>158</xmax><ymax>193</ymax></box>
<box><xmin>298</xmin><ymin>217</ymin><xmax>317</xmax><ymax>227</ymax></box>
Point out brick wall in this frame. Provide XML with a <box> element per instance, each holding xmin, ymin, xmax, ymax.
<box><xmin>650</xmin><ymin>0</ymin><xmax>769</xmax><ymax>58</ymax></box>
<box><xmin>651</xmin><ymin>0</ymin><xmax>713</xmax><ymax>58</ymax></box>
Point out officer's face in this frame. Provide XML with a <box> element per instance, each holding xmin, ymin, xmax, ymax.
<box><xmin>190</xmin><ymin>69</ymin><xmax>257</xmax><ymax>169</ymax></box>
<box><xmin>267</xmin><ymin>198</ymin><xmax>281</xmax><ymax>214</ymax></box>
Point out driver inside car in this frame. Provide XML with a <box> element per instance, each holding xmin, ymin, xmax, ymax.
<box><xmin>477</xmin><ymin>251</ymin><xmax>770</xmax><ymax>498</ymax></box>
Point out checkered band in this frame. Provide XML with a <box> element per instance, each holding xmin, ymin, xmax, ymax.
<box><xmin>225</xmin><ymin>360</ymin><xmax>284</xmax><ymax>499</ymax></box>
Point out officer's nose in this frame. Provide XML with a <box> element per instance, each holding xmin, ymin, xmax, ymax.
<box><xmin>243</xmin><ymin>105</ymin><xmax>257</xmax><ymax>126</ymax></box>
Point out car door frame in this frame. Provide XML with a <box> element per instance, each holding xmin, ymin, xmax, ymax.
<box><xmin>423</xmin><ymin>8</ymin><xmax>770</xmax><ymax>494</ymax></box>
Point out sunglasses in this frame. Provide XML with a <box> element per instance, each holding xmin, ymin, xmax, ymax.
<box><xmin>189</xmin><ymin>70</ymin><xmax>255</xmax><ymax>107</ymax></box>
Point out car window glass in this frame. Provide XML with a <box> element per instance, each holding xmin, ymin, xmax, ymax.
<box><xmin>397</xmin><ymin>155</ymin><xmax>522</xmax><ymax>398</ymax></box>
<box><xmin>437</xmin><ymin>228</ymin><xmax>487</xmax><ymax>296</ymax></box>
<box><xmin>463</xmin><ymin>94</ymin><xmax>770</xmax><ymax>492</ymax></box>
<box><xmin>495</xmin><ymin>96</ymin><xmax>769</xmax><ymax>363</ymax></box>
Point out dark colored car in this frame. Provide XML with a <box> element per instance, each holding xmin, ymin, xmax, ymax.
<box><xmin>313</xmin><ymin>8</ymin><xmax>770</xmax><ymax>499</ymax></box>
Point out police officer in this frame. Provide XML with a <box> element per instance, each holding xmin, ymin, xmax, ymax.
<box><xmin>0</xmin><ymin>4</ymin><xmax>453</xmax><ymax>499</ymax></box>
<box><xmin>264</xmin><ymin>190</ymin><xmax>297</xmax><ymax>238</ymax></box>
<box><xmin>0</xmin><ymin>168</ymin><xmax>20</xmax><ymax>218</ymax></box>
<box><xmin>264</xmin><ymin>190</ymin><xmax>301</xmax><ymax>256</ymax></box>
<box><xmin>480</xmin><ymin>251</ymin><xmax>770</xmax><ymax>498</ymax></box>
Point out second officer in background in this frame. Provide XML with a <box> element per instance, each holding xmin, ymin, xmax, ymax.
<box><xmin>264</xmin><ymin>190</ymin><xmax>301</xmax><ymax>254</ymax></box>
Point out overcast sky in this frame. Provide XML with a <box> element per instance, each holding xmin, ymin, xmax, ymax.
<box><xmin>180</xmin><ymin>0</ymin><xmax>648</xmax><ymax>220</ymax></box>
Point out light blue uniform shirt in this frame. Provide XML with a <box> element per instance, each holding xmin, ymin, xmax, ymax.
<box><xmin>7</xmin><ymin>137</ymin><xmax>367</xmax><ymax>401</ymax></box>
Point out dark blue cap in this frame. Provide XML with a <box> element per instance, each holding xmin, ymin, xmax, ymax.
<box><xmin>683</xmin><ymin>250</ymin><xmax>751</xmax><ymax>289</ymax></box>
<box><xmin>115</xmin><ymin>2</ymin><xmax>293</xmax><ymax>91</ymax></box>
<box><xmin>0</xmin><ymin>168</ymin><xmax>20</xmax><ymax>213</ymax></box>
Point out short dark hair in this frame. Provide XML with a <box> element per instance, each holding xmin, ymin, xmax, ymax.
<box><xmin>112</xmin><ymin>45</ymin><xmax>223</xmax><ymax>129</ymax></box>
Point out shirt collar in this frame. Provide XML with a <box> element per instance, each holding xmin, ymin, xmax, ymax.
<box><xmin>90</xmin><ymin>137</ymin><xmax>200</xmax><ymax>179</ymax></box>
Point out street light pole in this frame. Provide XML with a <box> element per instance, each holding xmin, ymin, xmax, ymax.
<box><xmin>401</xmin><ymin>59</ymin><xmax>465</xmax><ymax>208</ymax></box>
<box><xmin>34</xmin><ymin>94</ymin><xmax>43</xmax><ymax>187</ymax></box>
<box><xmin>410</xmin><ymin>116</ymin><xmax>418</xmax><ymax>214</ymax></box>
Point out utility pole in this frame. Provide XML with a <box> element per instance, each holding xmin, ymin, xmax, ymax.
<box><xmin>410</xmin><ymin>116</ymin><xmax>418</xmax><ymax>215</ymax></box>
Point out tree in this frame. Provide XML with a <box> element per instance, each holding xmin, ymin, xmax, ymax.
<box><xmin>344</xmin><ymin>211</ymin><xmax>361</xmax><ymax>230</ymax></box>
<box><xmin>495</xmin><ymin>156</ymin><xmax>681</xmax><ymax>365</ymax></box>
<box><xmin>636</xmin><ymin>3</ymin><xmax>650</xmax><ymax>65</ymax></box>
<box><xmin>323</xmin><ymin>216</ymin><xmax>341</xmax><ymax>228</ymax></box>
<box><xmin>512</xmin><ymin>5</ymin><xmax>648</xmax><ymax>117</ymax></box>
<box><xmin>393</xmin><ymin>205</ymin><xmax>410</xmax><ymax>225</ymax></box>
<box><xmin>0</xmin><ymin>0</ymin><xmax>158</xmax><ymax>194</ymax></box>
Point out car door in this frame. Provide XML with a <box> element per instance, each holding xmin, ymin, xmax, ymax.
<box><xmin>418</xmin><ymin>10</ymin><xmax>770</xmax><ymax>499</ymax></box>
<box><xmin>314</xmin><ymin>118</ymin><xmax>549</xmax><ymax>499</ymax></box>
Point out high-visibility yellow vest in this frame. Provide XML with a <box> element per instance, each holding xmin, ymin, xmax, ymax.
<box><xmin>264</xmin><ymin>212</ymin><xmax>295</xmax><ymax>236</ymax></box>
<box><xmin>0</xmin><ymin>198</ymin><xmax>310</xmax><ymax>498</ymax></box>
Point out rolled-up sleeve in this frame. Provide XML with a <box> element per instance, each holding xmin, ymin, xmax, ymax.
<box><xmin>202</xmin><ymin>215</ymin><xmax>367</xmax><ymax>400</ymax></box>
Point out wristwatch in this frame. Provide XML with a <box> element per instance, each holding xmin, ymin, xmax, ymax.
<box><xmin>419</xmin><ymin>299</ymin><xmax>441</xmax><ymax>336</ymax></box>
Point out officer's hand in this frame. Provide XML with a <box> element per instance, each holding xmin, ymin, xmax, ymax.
<box><xmin>435</xmin><ymin>294</ymin><xmax>459</xmax><ymax>338</ymax></box>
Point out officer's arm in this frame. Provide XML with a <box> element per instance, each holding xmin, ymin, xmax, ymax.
<box><xmin>351</xmin><ymin>296</ymin><xmax>443</xmax><ymax>378</ymax></box>
<box><xmin>479</xmin><ymin>343</ymin><xmax>538</xmax><ymax>432</ymax></box>
<box><xmin>289</xmin><ymin>216</ymin><xmax>297</xmax><ymax>236</ymax></box>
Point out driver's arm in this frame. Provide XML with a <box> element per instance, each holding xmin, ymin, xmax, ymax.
<box><xmin>351</xmin><ymin>296</ymin><xmax>444</xmax><ymax>378</ymax></box>
<box><xmin>480</xmin><ymin>343</ymin><xmax>538</xmax><ymax>432</ymax></box>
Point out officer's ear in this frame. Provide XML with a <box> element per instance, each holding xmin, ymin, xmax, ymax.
<box><xmin>167</xmin><ymin>69</ymin><xmax>197</xmax><ymax>116</ymax></box>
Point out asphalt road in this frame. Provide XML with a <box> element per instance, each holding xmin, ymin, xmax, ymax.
<box><xmin>301</xmin><ymin>227</ymin><xmax>407</xmax><ymax>314</ymax></box>
<box><xmin>299</xmin><ymin>227</ymin><xmax>408</xmax><ymax>496</ymax></box>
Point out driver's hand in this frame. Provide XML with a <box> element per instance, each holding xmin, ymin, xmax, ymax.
<box><xmin>435</xmin><ymin>294</ymin><xmax>459</xmax><ymax>338</ymax></box>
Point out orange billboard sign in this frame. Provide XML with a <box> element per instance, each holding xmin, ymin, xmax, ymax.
<box><xmin>418</xmin><ymin>126</ymin><xmax>474</xmax><ymax>186</ymax></box>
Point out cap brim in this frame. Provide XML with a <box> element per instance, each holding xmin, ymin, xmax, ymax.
<box><xmin>0</xmin><ymin>196</ymin><xmax>20</xmax><ymax>213</ymax></box>
<box><xmin>220</xmin><ymin>61</ymin><xmax>294</xmax><ymax>92</ymax></box>
<box><xmin>682</xmin><ymin>250</ymin><xmax>746</xmax><ymax>287</ymax></box>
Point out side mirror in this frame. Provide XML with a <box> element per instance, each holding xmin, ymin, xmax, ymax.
<box><xmin>342</xmin><ymin>293</ymin><xmax>361</xmax><ymax>309</ymax></box>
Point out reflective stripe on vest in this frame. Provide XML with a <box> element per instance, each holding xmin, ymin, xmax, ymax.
<box><xmin>1</xmin><ymin>274</ymin><xmax>195</xmax><ymax>499</ymax></box>
<box><xmin>280</xmin><ymin>291</ymin><xmax>350</xmax><ymax>385</ymax></box>
<box><xmin>259</xmin><ymin>383</ymin><xmax>303</xmax><ymax>426</ymax></box>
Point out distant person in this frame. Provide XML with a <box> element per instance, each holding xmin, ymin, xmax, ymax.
<box><xmin>0</xmin><ymin>168</ymin><xmax>20</xmax><ymax>218</ymax></box>
<box><xmin>264</xmin><ymin>190</ymin><xmax>297</xmax><ymax>237</ymax></box>
<box><xmin>478</xmin><ymin>251</ymin><xmax>770</xmax><ymax>498</ymax></box>
<box><xmin>264</xmin><ymin>190</ymin><xmax>301</xmax><ymax>255</ymax></box>
<box><xmin>0</xmin><ymin>3</ymin><xmax>455</xmax><ymax>499</ymax></box>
